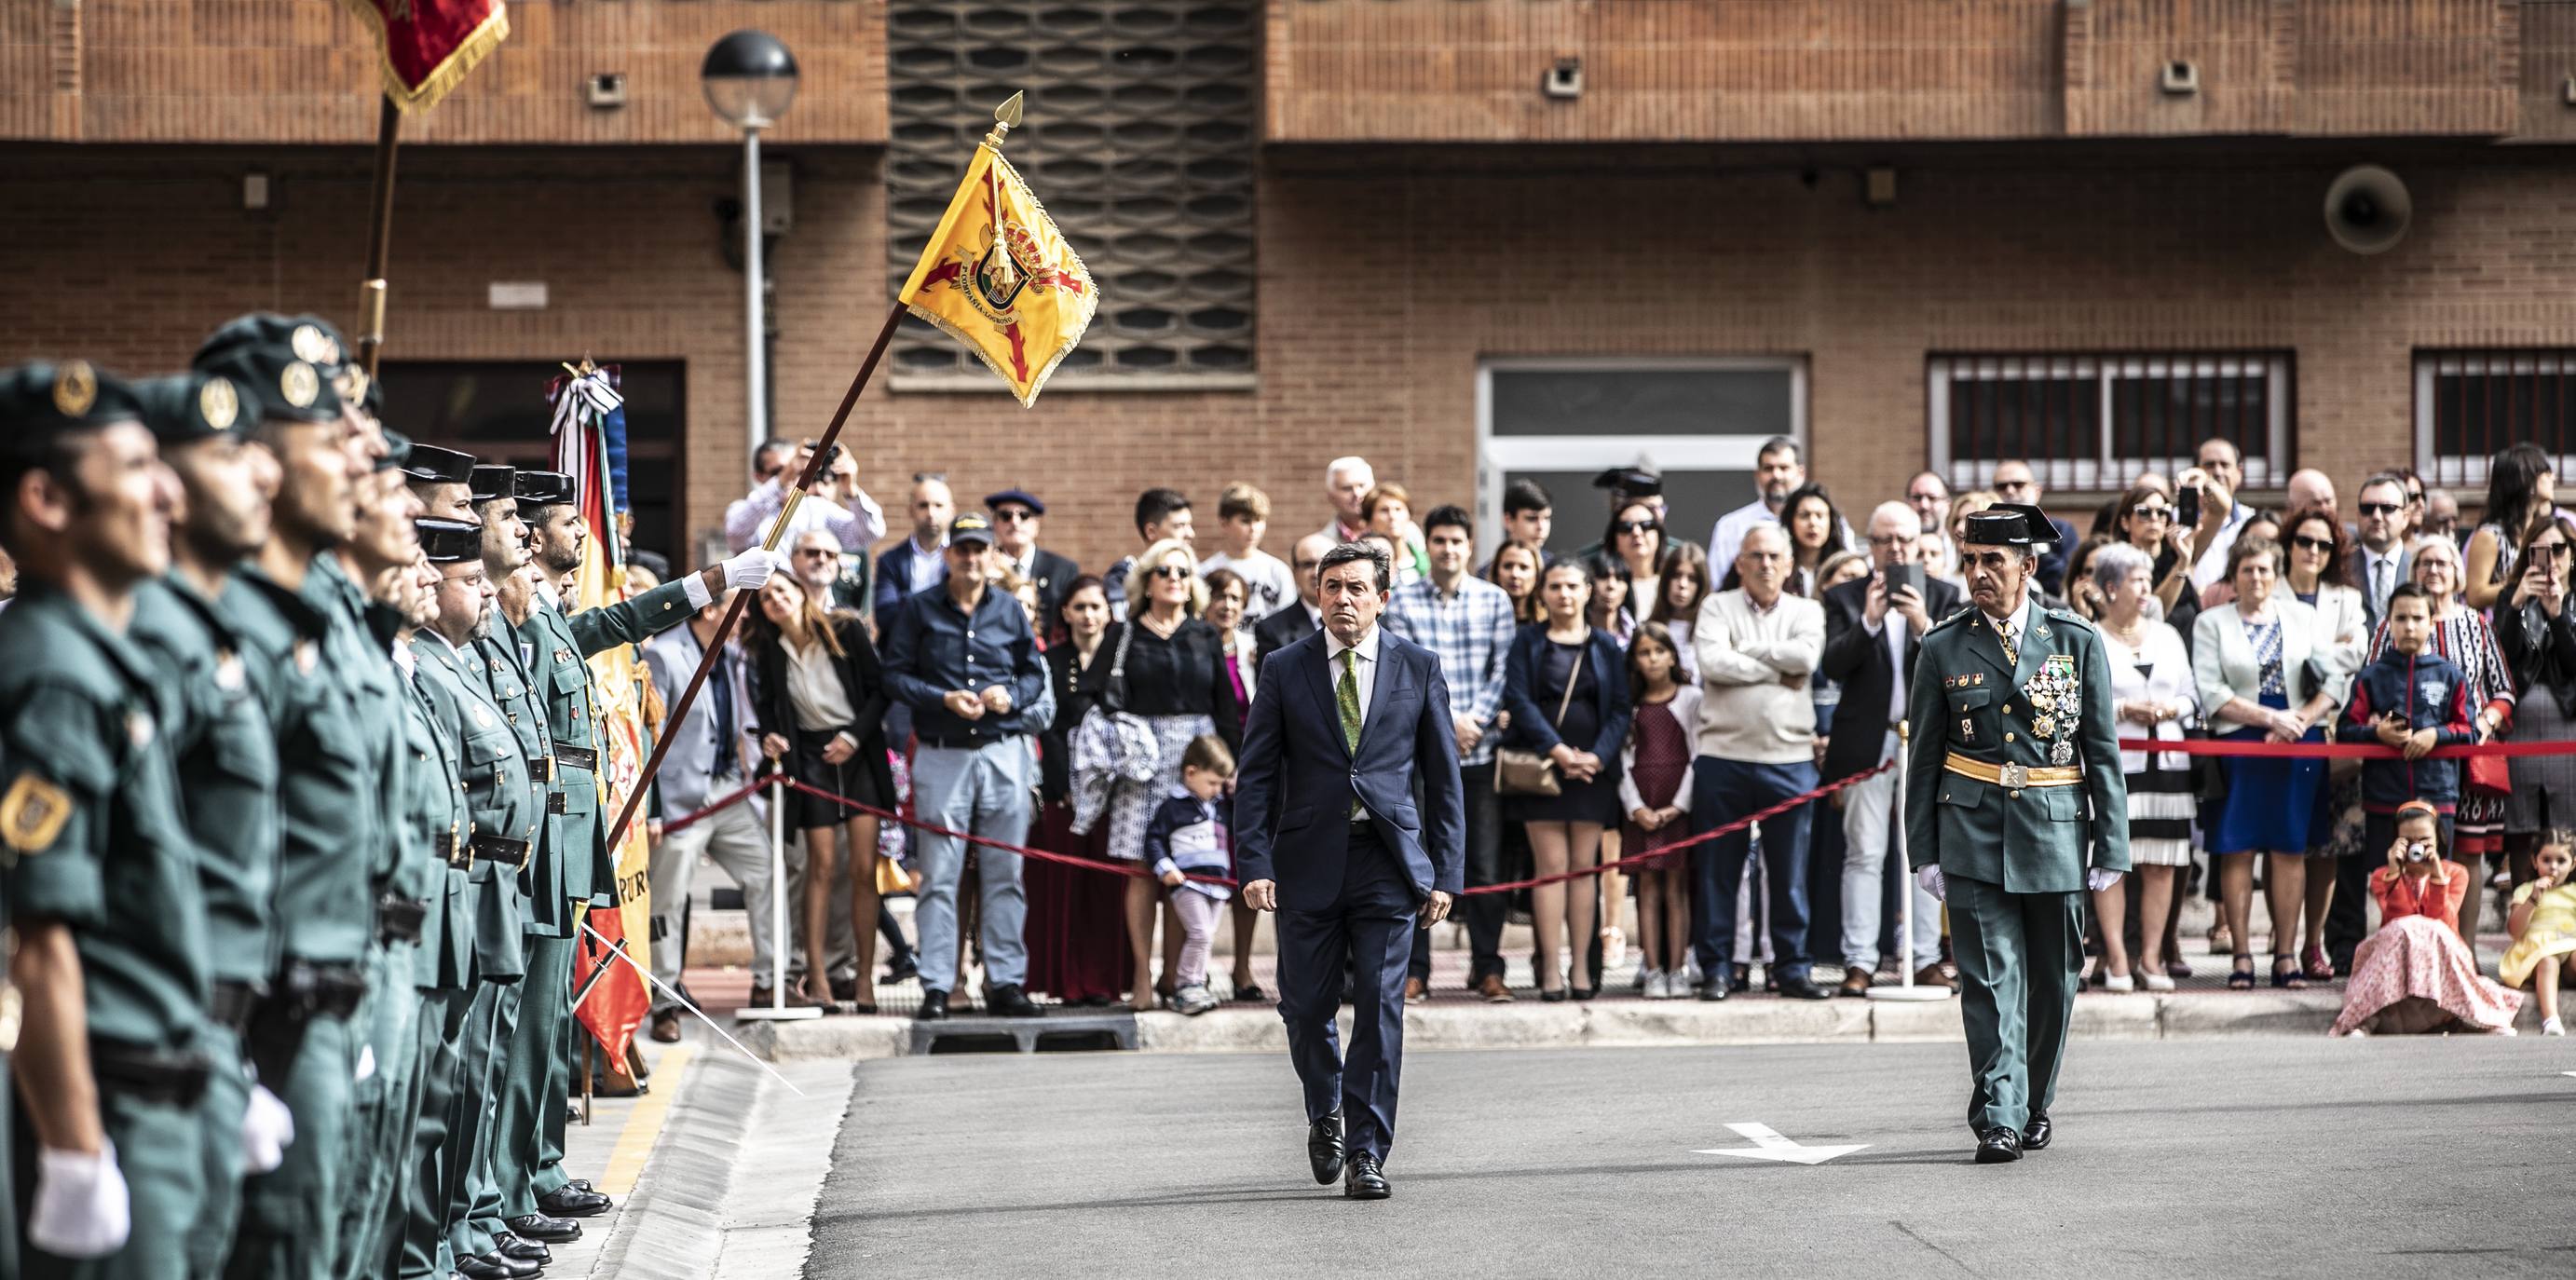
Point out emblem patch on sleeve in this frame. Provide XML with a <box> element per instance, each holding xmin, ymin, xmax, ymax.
<box><xmin>0</xmin><ymin>772</ymin><xmax>74</xmax><ymax>857</ymax></box>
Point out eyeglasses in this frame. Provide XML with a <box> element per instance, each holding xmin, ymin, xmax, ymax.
<box><xmin>1613</xmin><ymin>520</ymin><xmax>1660</xmax><ymax>536</ymax></box>
<box><xmin>794</xmin><ymin>548</ymin><xmax>838</xmax><ymax>559</ymax></box>
<box><xmin>2291</xmin><ymin>535</ymin><xmax>2336</xmax><ymax>553</ymax></box>
<box><xmin>1147</xmin><ymin>565</ymin><xmax>1192</xmax><ymax>580</ymax></box>
<box><xmin>991</xmin><ymin>508</ymin><xmax>1037</xmax><ymax>523</ymax></box>
<box><xmin>2130</xmin><ymin>505</ymin><xmax>2174</xmax><ymax>521</ymax></box>
<box><xmin>2358</xmin><ymin>502</ymin><xmax>2403</xmax><ymax>517</ymax></box>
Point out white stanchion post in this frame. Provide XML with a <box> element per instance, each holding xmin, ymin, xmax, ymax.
<box><xmin>740</xmin><ymin>771</ymin><xmax>821</xmax><ymax>1022</ymax></box>
<box><xmin>1871</xmin><ymin>722</ymin><xmax>1950</xmax><ymax>1002</ymax></box>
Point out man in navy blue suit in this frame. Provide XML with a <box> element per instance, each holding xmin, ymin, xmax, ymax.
<box><xmin>1234</xmin><ymin>541</ymin><xmax>1466</xmax><ymax>1201</ymax></box>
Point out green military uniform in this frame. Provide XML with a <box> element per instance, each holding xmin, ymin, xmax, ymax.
<box><xmin>456</xmin><ymin>626</ymin><xmax>544</xmax><ymax>1258</ymax></box>
<box><xmin>194</xmin><ymin>339</ymin><xmax>382</xmax><ymax>1280</ymax></box>
<box><xmin>0</xmin><ymin>363</ymin><xmax>214</xmax><ymax>1280</ymax></box>
<box><xmin>125</xmin><ymin>369</ymin><xmax>283</xmax><ymax>1279</ymax></box>
<box><xmin>1904</xmin><ymin>506</ymin><xmax>2129</xmax><ymax>1156</ymax></box>
<box><xmin>498</xmin><ymin>524</ymin><xmax>696</xmax><ymax>1221</ymax></box>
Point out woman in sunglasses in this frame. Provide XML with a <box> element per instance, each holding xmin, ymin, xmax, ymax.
<box><xmin>1604</xmin><ymin>500</ymin><xmax>1666</xmax><ymax>615</ymax></box>
<box><xmin>2496</xmin><ymin>516</ymin><xmax>2576</xmax><ymax>887</ymax></box>
<box><xmin>2465</xmin><ymin>443</ymin><xmax>2566</xmax><ymax>612</ymax></box>
<box><xmin>2282</xmin><ymin>506</ymin><xmax>2369</xmax><ymax>982</ymax></box>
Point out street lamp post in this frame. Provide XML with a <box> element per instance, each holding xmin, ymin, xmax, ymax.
<box><xmin>702</xmin><ymin>30</ymin><xmax>799</xmax><ymax>472</ymax></box>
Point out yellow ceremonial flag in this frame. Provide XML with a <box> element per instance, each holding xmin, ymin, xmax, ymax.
<box><xmin>896</xmin><ymin>95</ymin><xmax>1098</xmax><ymax>406</ymax></box>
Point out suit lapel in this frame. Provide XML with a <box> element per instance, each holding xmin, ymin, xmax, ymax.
<box><xmin>1302</xmin><ymin>638</ymin><xmax>1352</xmax><ymax>760</ymax></box>
<box><xmin>1356</xmin><ymin>641</ymin><xmax>1409</xmax><ymax>756</ymax></box>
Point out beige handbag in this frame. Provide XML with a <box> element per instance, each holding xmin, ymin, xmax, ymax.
<box><xmin>1494</xmin><ymin>642</ymin><xmax>1587</xmax><ymax>797</ymax></box>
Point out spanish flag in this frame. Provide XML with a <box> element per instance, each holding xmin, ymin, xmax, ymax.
<box><xmin>896</xmin><ymin>96</ymin><xmax>1098</xmax><ymax>406</ymax></box>
<box><xmin>339</xmin><ymin>0</ymin><xmax>509</xmax><ymax>112</ymax></box>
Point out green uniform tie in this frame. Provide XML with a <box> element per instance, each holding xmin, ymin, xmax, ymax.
<box><xmin>1337</xmin><ymin>648</ymin><xmax>1363</xmax><ymax>753</ymax></box>
<box><xmin>1997</xmin><ymin>618</ymin><xmax>2019</xmax><ymax>669</ymax></box>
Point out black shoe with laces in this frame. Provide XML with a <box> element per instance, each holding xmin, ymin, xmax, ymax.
<box><xmin>917</xmin><ymin>989</ymin><xmax>950</xmax><ymax>1021</ymax></box>
<box><xmin>1343</xmin><ymin>1152</ymin><xmax>1391</xmax><ymax>1199</ymax></box>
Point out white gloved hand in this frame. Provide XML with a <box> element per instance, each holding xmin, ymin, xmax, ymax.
<box><xmin>2085</xmin><ymin>867</ymin><xmax>2123</xmax><ymax>893</ymax></box>
<box><xmin>239</xmin><ymin>1084</ymin><xmax>296</xmax><ymax>1174</ymax></box>
<box><xmin>353</xmin><ymin>1043</ymin><xmax>376</xmax><ymax>1083</ymax></box>
<box><xmin>722</xmin><ymin>547</ymin><xmax>781</xmax><ymax>592</ymax></box>
<box><xmin>28</xmin><ymin>1141</ymin><xmax>130</xmax><ymax>1259</ymax></box>
<box><xmin>1915</xmin><ymin>865</ymin><xmax>1947</xmax><ymax>902</ymax></box>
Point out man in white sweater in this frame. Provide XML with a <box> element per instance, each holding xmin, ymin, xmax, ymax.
<box><xmin>1689</xmin><ymin>524</ymin><xmax>1831</xmax><ymax>1001</ymax></box>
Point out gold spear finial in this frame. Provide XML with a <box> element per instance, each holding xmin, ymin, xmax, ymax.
<box><xmin>984</xmin><ymin>91</ymin><xmax>1024</xmax><ymax>150</ymax></box>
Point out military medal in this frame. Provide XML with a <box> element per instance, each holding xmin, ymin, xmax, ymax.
<box><xmin>2052</xmin><ymin>740</ymin><xmax>2075</xmax><ymax>765</ymax></box>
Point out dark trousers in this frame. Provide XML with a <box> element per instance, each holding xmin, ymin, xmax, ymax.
<box><xmin>1948</xmin><ymin>875</ymin><xmax>2082</xmax><ymax>1136</ymax></box>
<box><xmin>1275</xmin><ymin>825</ymin><xmax>1418</xmax><ymax>1163</ymax></box>
<box><xmin>1410</xmin><ymin>763</ymin><xmax>1505</xmax><ymax>984</ymax></box>
<box><xmin>2328</xmin><ymin>811</ymin><xmax>2455</xmax><ymax>971</ymax></box>
<box><xmin>1688</xmin><ymin>756</ymin><xmax>1819</xmax><ymax>982</ymax></box>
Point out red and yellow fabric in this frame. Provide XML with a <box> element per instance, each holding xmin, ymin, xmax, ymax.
<box><xmin>897</xmin><ymin>142</ymin><xmax>1098</xmax><ymax>406</ymax></box>
<box><xmin>338</xmin><ymin>0</ymin><xmax>509</xmax><ymax>112</ymax></box>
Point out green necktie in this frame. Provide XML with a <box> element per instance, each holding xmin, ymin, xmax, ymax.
<box><xmin>1337</xmin><ymin>648</ymin><xmax>1364</xmax><ymax>754</ymax></box>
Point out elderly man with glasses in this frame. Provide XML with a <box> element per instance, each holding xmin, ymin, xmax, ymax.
<box><xmin>986</xmin><ymin>487</ymin><xmax>1080</xmax><ymax>628</ymax></box>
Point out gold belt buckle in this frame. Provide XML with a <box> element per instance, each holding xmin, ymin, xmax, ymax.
<box><xmin>1999</xmin><ymin>762</ymin><xmax>2029</xmax><ymax>789</ymax></box>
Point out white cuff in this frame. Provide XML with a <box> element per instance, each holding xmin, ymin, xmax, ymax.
<box><xmin>682</xmin><ymin>572</ymin><xmax>714</xmax><ymax>611</ymax></box>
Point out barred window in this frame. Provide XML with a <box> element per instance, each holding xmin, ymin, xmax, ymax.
<box><xmin>2414</xmin><ymin>350</ymin><xmax>2576</xmax><ymax>488</ymax></box>
<box><xmin>885</xmin><ymin>1</ymin><xmax>1257</xmax><ymax>388</ymax></box>
<box><xmin>1929</xmin><ymin>353</ymin><xmax>2290</xmax><ymax>494</ymax></box>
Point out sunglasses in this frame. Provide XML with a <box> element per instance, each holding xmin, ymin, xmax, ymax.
<box><xmin>794</xmin><ymin>548</ymin><xmax>838</xmax><ymax>558</ymax></box>
<box><xmin>2291</xmin><ymin>535</ymin><xmax>2335</xmax><ymax>553</ymax></box>
<box><xmin>1147</xmin><ymin>565</ymin><xmax>1192</xmax><ymax>580</ymax></box>
<box><xmin>1613</xmin><ymin>520</ymin><xmax>1660</xmax><ymax>536</ymax></box>
<box><xmin>2530</xmin><ymin>543</ymin><xmax>2569</xmax><ymax>559</ymax></box>
<box><xmin>991</xmin><ymin>508</ymin><xmax>1037</xmax><ymax>523</ymax></box>
<box><xmin>2130</xmin><ymin>504</ymin><xmax>2174</xmax><ymax>520</ymax></box>
<box><xmin>2359</xmin><ymin>502</ymin><xmax>2403</xmax><ymax>517</ymax></box>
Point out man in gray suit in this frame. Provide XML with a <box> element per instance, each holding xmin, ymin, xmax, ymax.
<box><xmin>642</xmin><ymin>590</ymin><xmax>777</xmax><ymax>1040</ymax></box>
<box><xmin>2355</xmin><ymin>471</ymin><xmax>2416</xmax><ymax>633</ymax></box>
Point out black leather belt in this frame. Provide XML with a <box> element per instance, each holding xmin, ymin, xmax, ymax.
<box><xmin>375</xmin><ymin>893</ymin><xmax>429</xmax><ymax>945</ymax></box>
<box><xmin>273</xmin><ymin>959</ymin><xmax>367</xmax><ymax>1021</ymax></box>
<box><xmin>443</xmin><ymin>826</ymin><xmax>470</xmax><ymax>870</ymax></box>
<box><xmin>919</xmin><ymin>733</ymin><xmax>1002</xmax><ymax>750</ymax></box>
<box><xmin>471</xmin><ymin>833</ymin><xmax>531</xmax><ymax>869</ymax></box>
<box><xmin>90</xmin><ymin>1039</ymin><xmax>212</xmax><ymax>1109</ymax></box>
<box><xmin>528</xmin><ymin>756</ymin><xmax>553</xmax><ymax>783</ymax></box>
<box><xmin>210</xmin><ymin>980</ymin><xmax>263</xmax><ymax>1032</ymax></box>
<box><xmin>546</xmin><ymin>791</ymin><xmax>569</xmax><ymax>815</ymax></box>
<box><xmin>554</xmin><ymin>745</ymin><xmax>597</xmax><ymax>771</ymax></box>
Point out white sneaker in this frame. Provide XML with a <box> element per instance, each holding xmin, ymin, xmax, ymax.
<box><xmin>2142</xmin><ymin>972</ymin><xmax>2176</xmax><ymax>992</ymax></box>
<box><xmin>1601</xmin><ymin>927</ymin><xmax>1629</xmax><ymax>973</ymax></box>
<box><xmin>2103</xmin><ymin>973</ymin><xmax>2136</xmax><ymax>993</ymax></box>
<box><xmin>2545</xmin><ymin>1016</ymin><xmax>2567</xmax><ymax>1037</ymax></box>
<box><xmin>1647</xmin><ymin>969</ymin><xmax>1672</xmax><ymax>1000</ymax></box>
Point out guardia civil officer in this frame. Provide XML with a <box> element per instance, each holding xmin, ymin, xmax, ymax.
<box><xmin>1904</xmin><ymin>503</ymin><xmax>2129</xmax><ymax>1164</ymax></box>
<box><xmin>0</xmin><ymin>361</ymin><xmax>215</xmax><ymax>1279</ymax></box>
<box><xmin>405</xmin><ymin>519</ymin><xmax>552</xmax><ymax>1280</ymax></box>
<box><xmin>497</xmin><ymin>470</ymin><xmax>775</xmax><ymax>1237</ymax></box>
<box><xmin>124</xmin><ymin>371</ymin><xmax>298</xmax><ymax>1275</ymax></box>
<box><xmin>192</xmin><ymin>324</ymin><xmax>384</xmax><ymax>1279</ymax></box>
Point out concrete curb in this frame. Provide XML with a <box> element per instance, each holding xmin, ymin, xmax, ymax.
<box><xmin>743</xmin><ymin>990</ymin><xmax>2358</xmax><ymax>1058</ymax></box>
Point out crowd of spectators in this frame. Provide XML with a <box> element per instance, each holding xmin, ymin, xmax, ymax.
<box><xmin>639</xmin><ymin>430</ymin><xmax>2576</xmax><ymax>1036</ymax></box>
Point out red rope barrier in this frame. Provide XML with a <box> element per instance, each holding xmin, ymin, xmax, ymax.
<box><xmin>2113</xmin><ymin>737</ymin><xmax>2576</xmax><ymax>759</ymax></box>
<box><xmin>657</xmin><ymin>759</ymin><xmax>1896</xmax><ymax>897</ymax></box>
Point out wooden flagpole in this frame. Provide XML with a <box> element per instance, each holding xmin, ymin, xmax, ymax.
<box><xmin>601</xmin><ymin>304</ymin><xmax>906</xmax><ymax>851</ymax></box>
<box><xmin>357</xmin><ymin>94</ymin><xmax>402</xmax><ymax>378</ymax></box>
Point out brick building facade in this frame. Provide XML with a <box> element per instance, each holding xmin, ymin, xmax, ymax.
<box><xmin>9</xmin><ymin>0</ymin><xmax>2576</xmax><ymax>571</ymax></box>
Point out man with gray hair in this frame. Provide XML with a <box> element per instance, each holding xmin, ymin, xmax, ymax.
<box><xmin>1321</xmin><ymin>456</ymin><xmax>1375</xmax><ymax>545</ymax></box>
<box><xmin>1819</xmin><ymin>502</ymin><xmax>1962</xmax><ymax>993</ymax></box>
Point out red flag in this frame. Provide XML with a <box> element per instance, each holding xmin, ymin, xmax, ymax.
<box><xmin>575</xmin><ymin>901</ymin><xmax>650</xmax><ymax>1070</ymax></box>
<box><xmin>339</xmin><ymin>0</ymin><xmax>509</xmax><ymax>112</ymax></box>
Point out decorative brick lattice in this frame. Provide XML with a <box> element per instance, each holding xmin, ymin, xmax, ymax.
<box><xmin>885</xmin><ymin>1</ymin><xmax>1255</xmax><ymax>381</ymax></box>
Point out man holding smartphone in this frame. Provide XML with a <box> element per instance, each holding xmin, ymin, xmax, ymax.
<box><xmin>1820</xmin><ymin>502</ymin><xmax>1963</xmax><ymax>993</ymax></box>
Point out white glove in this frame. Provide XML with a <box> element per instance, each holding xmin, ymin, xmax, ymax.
<box><xmin>353</xmin><ymin>1043</ymin><xmax>376</xmax><ymax>1083</ymax></box>
<box><xmin>2086</xmin><ymin>867</ymin><xmax>2123</xmax><ymax>893</ymax></box>
<box><xmin>239</xmin><ymin>1084</ymin><xmax>296</xmax><ymax>1174</ymax></box>
<box><xmin>28</xmin><ymin>1141</ymin><xmax>130</xmax><ymax>1259</ymax></box>
<box><xmin>1915</xmin><ymin>865</ymin><xmax>1947</xmax><ymax>902</ymax></box>
<box><xmin>722</xmin><ymin>547</ymin><xmax>781</xmax><ymax>592</ymax></box>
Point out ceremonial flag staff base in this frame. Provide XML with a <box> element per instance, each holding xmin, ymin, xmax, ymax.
<box><xmin>1868</xmin><ymin>722</ymin><xmax>1953</xmax><ymax>1003</ymax></box>
<box><xmin>737</xmin><ymin>770</ymin><xmax>823</xmax><ymax>1021</ymax></box>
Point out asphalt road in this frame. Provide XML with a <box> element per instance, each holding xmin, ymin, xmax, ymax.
<box><xmin>811</xmin><ymin>1039</ymin><xmax>2576</xmax><ymax>1278</ymax></box>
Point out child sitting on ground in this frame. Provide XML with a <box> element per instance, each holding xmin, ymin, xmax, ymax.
<box><xmin>2502</xmin><ymin>828</ymin><xmax>2576</xmax><ymax>1037</ymax></box>
<box><xmin>1143</xmin><ymin>734</ymin><xmax>1235</xmax><ymax>1016</ymax></box>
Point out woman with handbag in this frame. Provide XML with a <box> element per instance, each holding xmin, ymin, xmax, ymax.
<box><xmin>747</xmin><ymin>575</ymin><xmax>898</xmax><ymax>1012</ymax></box>
<box><xmin>2370</xmin><ymin>536</ymin><xmax>2516</xmax><ymax>958</ymax></box>
<box><xmin>1095</xmin><ymin>538</ymin><xmax>1243</xmax><ymax>1011</ymax></box>
<box><xmin>2193</xmin><ymin>538</ymin><xmax>2337</xmax><ymax>990</ymax></box>
<box><xmin>1501</xmin><ymin>561</ymin><xmax>1633</xmax><ymax>1001</ymax></box>
<box><xmin>2283</xmin><ymin>505</ymin><xmax>2369</xmax><ymax>982</ymax></box>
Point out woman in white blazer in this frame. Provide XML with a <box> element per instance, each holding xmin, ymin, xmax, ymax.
<box><xmin>2194</xmin><ymin>536</ymin><xmax>2340</xmax><ymax>991</ymax></box>
<box><xmin>2279</xmin><ymin>506</ymin><xmax>2368</xmax><ymax>980</ymax></box>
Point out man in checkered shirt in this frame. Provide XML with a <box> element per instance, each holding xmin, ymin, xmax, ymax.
<box><xmin>1385</xmin><ymin>504</ymin><xmax>1520</xmax><ymax>1002</ymax></box>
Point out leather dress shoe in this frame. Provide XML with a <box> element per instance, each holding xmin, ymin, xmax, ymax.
<box><xmin>1307</xmin><ymin>1112</ymin><xmax>1346</xmax><ymax>1185</ymax></box>
<box><xmin>2021</xmin><ymin>1111</ymin><xmax>2051</xmax><ymax>1151</ymax></box>
<box><xmin>1696</xmin><ymin>979</ymin><xmax>1729</xmax><ymax>1002</ymax></box>
<box><xmin>987</xmin><ymin>984</ymin><xmax>1041</xmax><ymax>1018</ymax></box>
<box><xmin>475</xmin><ymin>1250</ymin><xmax>542</xmax><ymax>1279</ymax></box>
<box><xmin>539</xmin><ymin>1184</ymin><xmax>612</xmax><ymax>1218</ymax></box>
<box><xmin>1837</xmin><ymin>970</ymin><xmax>1873</xmax><ymax>997</ymax></box>
<box><xmin>495</xmin><ymin>1233</ymin><xmax>552</xmax><ymax>1265</ymax></box>
<box><xmin>1913</xmin><ymin>963</ymin><xmax>1956</xmax><ymax>991</ymax></box>
<box><xmin>507</xmin><ymin>1212</ymin><xmax>583</xmax><ymax>1243</ymax></box>
<box><xmin>1974</xmin><ymin>1125</ymin><xmax>2024</xmax><ymax>1164</ymax></box>
<box><xmin>1343</xmin><ymin>1152</ymin><xmax>1391</xmax><ymax>1200</ymax></box>
<box><xmin>649</xmin><ymin>1009</ymin><xmax>682</xmax><ymax>1043</ymax></box>
<box><xmin>1777</xmin><ymin>975</ymin><xmax>1832</xmax><ymax>1001</ymax></box>
<box><xmin>917</xmin><ymin>989</ymin><xmax>951</xmax><ymax>1021</ymax></box>
<box><xmin>453</xmin><ymin>1257</ymin><xmax>521</xmax><ymax>1280</ymax></box>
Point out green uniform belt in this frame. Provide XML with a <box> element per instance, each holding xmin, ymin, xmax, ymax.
<box><xmin>1942</xmin><ymin>753</ymin><xmax>2083</xmax><ymax>788</ymax></box>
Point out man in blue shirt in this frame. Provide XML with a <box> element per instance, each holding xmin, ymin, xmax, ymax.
<box><xmin>1385</xmin><ymin>505</ymin><xmax>1518</xmax><ymax>1001</ymax></box>
<box><xmin>881</xmin><ymin>513</ymin><xmax>1050</xmax><ymax>1021</ymax></box>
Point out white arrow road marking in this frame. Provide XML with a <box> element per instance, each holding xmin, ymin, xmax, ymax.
<box><xmin>1694</xmin><ymin>1122</ymin><xmax>1870</xmax><ymax>1165</ymax></box>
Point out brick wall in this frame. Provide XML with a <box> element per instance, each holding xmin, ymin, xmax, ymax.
<box><xmin>10</xmin><ymin>143</ymin><xmax>2576</xmax><ymax>571</ymax></box>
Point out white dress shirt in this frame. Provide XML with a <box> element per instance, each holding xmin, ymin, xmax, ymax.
<box><xmin>2359</xmin><ymin>543</ymin><xmax>2405</xmax><ymax>619</ymax></box>
<box><xmin>1323</xmin><ymin>623</ymin><xmax>1384</xmax><ymax>729</ymax></box>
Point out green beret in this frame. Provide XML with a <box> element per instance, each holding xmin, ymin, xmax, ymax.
<box><xmin>194</xmin><ymin>347</ymin><xmax>341</xmax><ymax>425</ymax></box>
<box><xmin>195</xmin><ymin>313</ymin><xmax>343</xmax><ymax>373</ymax></box>
<box><xmin>132</xmin><ymin>371</ymin><xmax>250</xmax><ymax>446</ymax></box>
<box><xmin>0</xmin><ymin>361</ymin><xmax>147</xmax><ymax>459</ymax></box>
